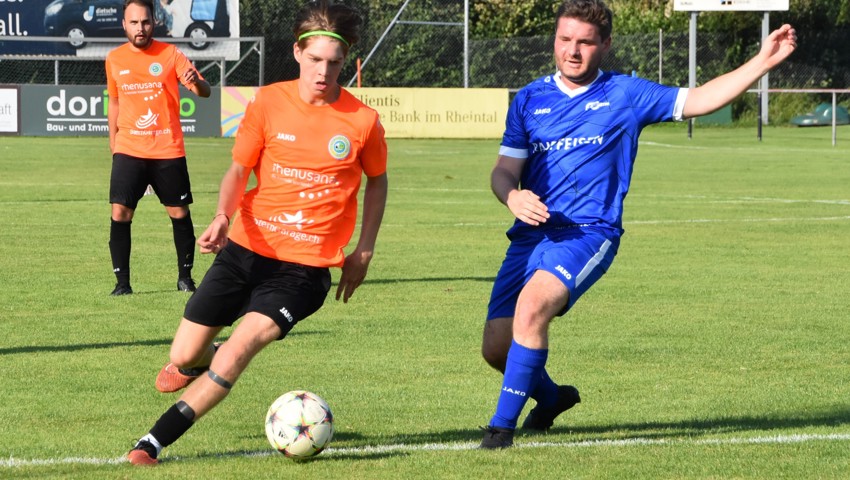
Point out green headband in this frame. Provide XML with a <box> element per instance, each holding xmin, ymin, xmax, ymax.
<box><xmin>298</xmin><ymin>30</ymin><xmax>350</xmax><ymax>47</ymax></box>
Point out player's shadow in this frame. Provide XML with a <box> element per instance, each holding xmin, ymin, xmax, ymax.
<box><xmin>0</xmin><ymin>338</ymin><xmax>172</xmax><ymax>356</ymax></box>
<box><xmin>0</xmin><ymin>331</ymin><xmax>312</xmax><ymax>356</ymax></box>
<box><xmin>357</xmin><ymin>276</ymin><xmax>496</xmax><ymax>285</ymax></box>
<box><xmin>547</xmin><ymin>407</ymin><xmax>850</xmax><ymax>439</ymax></box>
<box><xmin>162</xmin><ymin>408</ymin><xmax>850</xmax><ymax>465</ymax></box>
<box><xmin>327</xmin><ymin>406</ymin><xmax>850</xmax><ymax>455</ymax></box>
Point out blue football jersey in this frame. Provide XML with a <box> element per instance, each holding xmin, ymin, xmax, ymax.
<box><xmin>500</xmin><ymin>71</ymin><xmax>685</xmax><ymax>235</ymax></box>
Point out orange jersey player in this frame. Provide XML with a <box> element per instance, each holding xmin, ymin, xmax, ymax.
<box><xmin>105</xmin><ymin>0</ymin><xmax>210</xmax><ymax>297</ymax></box>
<box><xmin>128</xmin><ymin>1</ymin><xmax>388</xmax><ymax>466</ymax></box>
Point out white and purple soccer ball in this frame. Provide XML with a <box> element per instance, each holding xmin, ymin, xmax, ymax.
<box><xmin>265</xmin><ymin>390</ymin><xmax>334</xmax><ymax>459</ymax></box>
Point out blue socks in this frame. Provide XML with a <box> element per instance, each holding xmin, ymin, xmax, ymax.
<box><xmin>489</xmin><ymin>340</ymin><xmax>549</xmax><ymax>429</ymax></box>
<box><xmin>530</xmin><ymin>368</ymin><xmax>559</xmax><ymax>409</ymax></box>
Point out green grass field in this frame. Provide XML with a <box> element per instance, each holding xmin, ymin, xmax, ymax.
<box><xmin>1</xmin><ymin>125</ymin><xmax>849</xmax><ymax>479</ymax></box>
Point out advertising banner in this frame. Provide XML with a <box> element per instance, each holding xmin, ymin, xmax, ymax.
<box><xmin>0</xmin><ymin>0</ymin><xmax>240</xmax><ymax>59</ymax></box>
<box><xmin>221</xmin><ymin>87</ymin><xmax>509</xmax><ymax>139</ymax></box>
<box><xmin>20</xmin><ymin>84</ymin><xmax>221</xmax><ymax>137</ymax></box>
<box><xmin>0</xmin><ymin>85</ymin><xmax>21</xmax><ymax>135</ymax></box>
<box><xmin>348</xmin><ymin>88</ymin><xmax>509</xmax><ymax>139</ymax></box>
<box><xmin>673</xmin><ymin>0</ymin><xmax>789</xmax><ymax>11</ymax></box>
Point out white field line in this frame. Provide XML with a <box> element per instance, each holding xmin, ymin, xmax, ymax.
<box><xmin>442</xmin><ymin>215</ymin><xmax>850</xmax><ymax>228</ymax></box>
<box><xmin>3</xmin><ymin>433</ymin><xmax>850</xmax><ymax>467</ymax></box>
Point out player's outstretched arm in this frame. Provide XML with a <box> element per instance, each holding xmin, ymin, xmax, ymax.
<box><xmin>198</xmin><ymin>161</ymin><xmax>250</xmax><ymax>254</ymax></box>
<box><xmin>492</xmin><ymin>154</ymin><xmax>549</xmax><ymax>226</ymax></box>
<box><xmin>682</xmin><ymin>24</ymin><xmax>797</xmax><ymax>119</ymax></box>
<box><xmin>336</xmin><ymin>172</ymin><xmax>388</xmax><ymax>303</ymax></box>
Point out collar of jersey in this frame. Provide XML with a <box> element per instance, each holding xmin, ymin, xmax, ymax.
<box><xmin>554</xmin><ymin>70</ymin><xmax>603</xmax><ymax>98</ymax></box>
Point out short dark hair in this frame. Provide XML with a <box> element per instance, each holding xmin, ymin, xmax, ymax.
<box><xmin>555</xmin><ymin>0</ymin><xmax>613</xmax><ymax>40</ymax></box>
<box><xmin>294</xmin><ymin>1</ymin><xmax>363</xmax><ymax>54</ymax></box>
<box><xmin>124</xmin><ymin>0</ymin><xmax>155</xmax><ymax>19</ymax></box>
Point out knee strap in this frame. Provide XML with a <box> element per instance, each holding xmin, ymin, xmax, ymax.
<box><xmin>207</xmin><ymin>369</ymin><xmax>234</xmax><ymax>389</ymax></box>
<box><xmin>176</xmin><ymin>400</ymin><xmax>196</xmax><ymax>421</ymax></box>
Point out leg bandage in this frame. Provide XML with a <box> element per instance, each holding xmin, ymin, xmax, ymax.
<box><xmin>207</xmin><ymin>369</ymin><xmax>234</xmax><ymax>389</ymax></box>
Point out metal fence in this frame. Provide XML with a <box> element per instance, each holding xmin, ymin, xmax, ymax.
<box><xmin>3</xmin><ymin>28</ymin><xmax>849</xmax><ymax>91</ymax></box>
<box><xmin>0</xmin><ymin>36</ymin><xmax>264</xmax><ymax>86</ymax></box>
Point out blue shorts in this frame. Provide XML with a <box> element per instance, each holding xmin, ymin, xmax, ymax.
<box><xmin>487</xmin><ymin>227</ymin><xmax>620</xmax><ymax>320</ymax></box>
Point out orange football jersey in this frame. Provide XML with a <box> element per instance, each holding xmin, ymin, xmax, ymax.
<box><xmin>228</xmin><ymin>81</ymin><xmax>387</xmax><ymax>267</ymax></box>
<box><xmin>106</xmin><ymin>40</ymin><xmax>203</xmax><ymax>159</ymax></box>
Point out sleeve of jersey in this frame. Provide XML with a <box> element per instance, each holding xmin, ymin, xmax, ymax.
<box><xmin>498</xmin><ymin>91</ymin><xmax>529</xmax><ymax>159</ymax></box>
<box><xmin>359</xmin><ymin>114</ymin><xmax>388</xmax><ymax>177</ymax></box>
<box><xmin>626</xmin><ymin>77</ymin><xmax>682</xmax><ymax>125</ymax></box>
<box><xmin>173</xmin><ymin>47</ymin><xmax>204</xmax><ymax>85</ymax></box>
<box><xmin>231</xmin><ymin>92</ymin><xmax>266</xmax><ymax>168</ymax></box>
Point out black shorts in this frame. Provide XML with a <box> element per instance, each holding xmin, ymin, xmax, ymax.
<box><xmin>183</xmin><ymin>241</ymin><xmax>332</xmax><ymax>339</ymax></box>
<box><xmin>109</xmin><ymin>153</ymin><xmax>193</xmax><ymax>210</ymax></box>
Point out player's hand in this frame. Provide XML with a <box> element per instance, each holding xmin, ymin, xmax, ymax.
<box><xmin>506</xmin><ymin>189</ymin><xmax>549</xmax><ymax>226</ymax></box>
<box><xmin>198</xmin><ymin>215</ymin><xmax>229</xmax><ymax>254</ymax></box>
<box><xmin>182</xmin><ymin>69</ymin><xmax>200</xmax><ymax>86</ymax></box>
<box><xmin>336</xmin><ymin>249</ymin><xmax>372</xmax><ymax>303</ymax></box>
<box><xmin>761</xmin><ymin>24</ymin><xmax>797</xmax><ymax>69</ymax></box>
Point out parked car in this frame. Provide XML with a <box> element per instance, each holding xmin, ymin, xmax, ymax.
<box><xmin>44</xmin><ymin>0</ymin><xmax>229</xmax><ymax>50</ymax></box>
<box><xmin>790</xmin><ymin>103</ymin><xmax>850</xmax><ymax>127</ymax></box>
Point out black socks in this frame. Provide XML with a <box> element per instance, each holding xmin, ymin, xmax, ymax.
<box><xmin>170</xmin><ymin>213</ymin><xmax>195</xmax><ymax>279</ymax></box>
<box><xmin>109</xmin><ymin>219</ymin><xmax>131</xmax><ymax>286</ymax></box>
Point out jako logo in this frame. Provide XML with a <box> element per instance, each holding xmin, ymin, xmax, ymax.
<box><xmin>502</xmin><ymin>386</ymin><xmax>526</xmax><ymax>397</ymax></box>
<box><xmin>555</xmin><ymin>265</ymin><xmax>572</xmax><ymax>280</ymax></box>
<box><xmin>585</xmin><ymin>101</ymin><xmax>610</xmax><ymax>111</ymax></box>
<box><xmin>276</xmin><ymin>132</ymin><xmax>296</xmax><ymax>141</ymax></box>
<box><xmin>279</xmin><ymin>306</ymin><xmax>294</xmax><ymax>323</ymax></box>
<box><xmin>533</xmin><ymin>108</ymin><xmax>551</xmax><ymax>115</ymax></box>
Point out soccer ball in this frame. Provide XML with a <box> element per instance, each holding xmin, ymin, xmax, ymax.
<box><xmin>265</xmin><ymin>390</ymin><xmax>334</xmax><ymax>459</ymax></box>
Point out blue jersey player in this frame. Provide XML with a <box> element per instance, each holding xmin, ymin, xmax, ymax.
<box><xmin>480</xmin><ymin>0</ymin><xmax>797</xmax><ymax>449</ymax></box>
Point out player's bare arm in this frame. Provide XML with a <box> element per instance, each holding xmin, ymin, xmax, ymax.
<box><xmin>198</xmin><ymin>162</ymin><xmax>250</xmax><ymax>254</ymax></box>
<box><xmin>491</xmin><ymin>154</ymin><xmax>549</xmax><ymax>226</ymax></box>
<box><xmin>336</xmin><ymin>172</ymin><xmax>387</xmax><ymax>303</ymax></box>
<box><xmin>683</xmin><ymin>24</ymin><xmax>797</xmax><ymax>119</ymax></box>
<box><xmin>107</xmin><ymin>95</ymin><xmax>119</xmax><ymax>153</ymax></box>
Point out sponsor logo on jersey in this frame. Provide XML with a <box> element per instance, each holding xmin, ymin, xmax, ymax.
<box><xmin>328</xmin><ymin>134</ymin><xmax>351</xmax><ymax>160</ymax></box>
<box><xmin>585</xmin><ymin>101</ymin><xmax>610</xmax><ymax>111</ymax></box>
<box><xmin>555</xmin><ymin>265</ymin><xmax>573</xmax><ymax>280</ymax></box>
<box><xmin>531</xmin><ymin>135</ymin><xmax>604</xmax><ymax>153</ymax></box>
<box><xmin>271</xmin><ymin>210</ymin><xmax>314</xmax><ymax>230</ymax></box>
<box><xmin>119</xmin><ymin>69</ymin><xmax>130</xmax><ymax>76</ymax></box>
<box><xmin>271</xmin><ymin>164</ymin><xmax>339</xmax><ymax>186</ymax></box>
<box><xmin>276</xmin><ymin>132</ymin><xmax>296</xmax><ymax>142</ymax></box>
<box><xmin>149</xmin><ymin>63</ymin><xmax>163</xmax><ymax>76</ymax></box>
<box><xmin>120</xmin><ymin>81</ymin><xmax>163</xmax><ymax>92</ymax></box>
<box><xmin>134</xmin><ymin>108</ymin><xmax>159</xmax><ymax>129</ymax></box>
<box><xmin>533</xmin><ymin>108</ymin><xmax>551</xmax><ymax>115</ymax></box>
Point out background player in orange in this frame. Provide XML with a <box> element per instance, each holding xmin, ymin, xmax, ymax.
<box><xmin>106</xmin><ymin>0</ymin><xmax>211</xmax><ymax>296</ymax></box>
<box><xmin>127</xmin><ymin>0</ymin><xmax>388</xmax><ymax>465</ymax></box>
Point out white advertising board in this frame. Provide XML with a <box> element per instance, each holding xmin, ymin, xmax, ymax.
<box><xmin>674</xmin><ymin>0</ymin><xmax>789</xmax><ymax>11</ymax></box>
